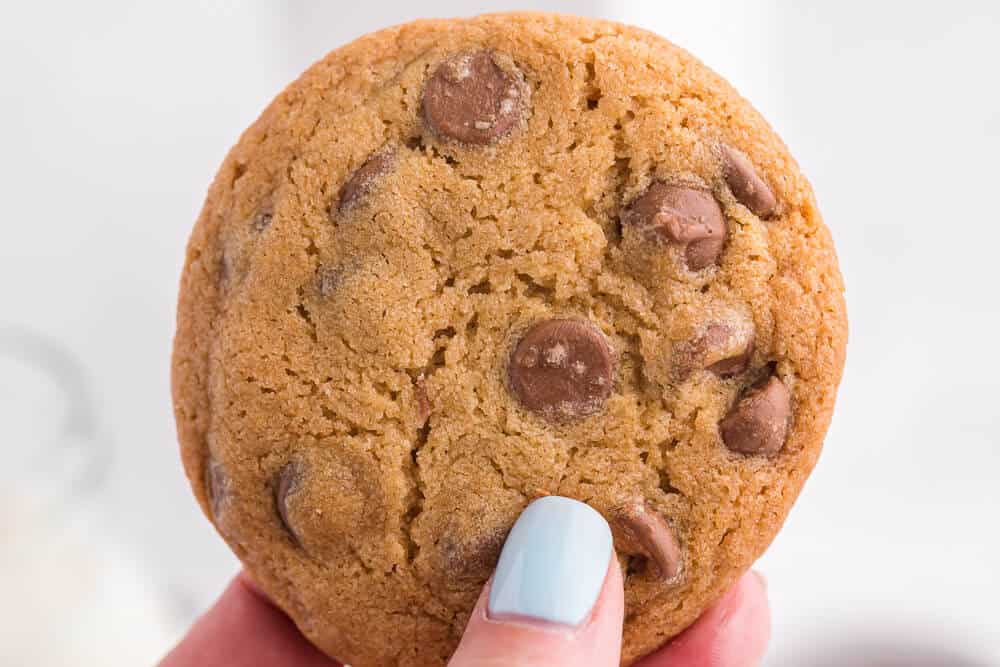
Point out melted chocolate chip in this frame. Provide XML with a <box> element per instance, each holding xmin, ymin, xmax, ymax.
<box><xmin>675</xmin><ymin>323</ymin><xmax>755</xmax><ymax>380</ymax></box>
<box><xmin>609</xmin><ymin>499</ymin><xmax>682</xmax><ymax>581</ymax></box>
<box><xmin>275</xmin><ymin>461</ymin><xmax>304</xmax><ymax>542</ymax></box>
<box><xmin>720</xmin><ymin>375</ymin><xmax>791</xmax><ymax>455</ymax></box>
<box><xmin>337</xmin><ymin>148</ymin><xmax>395</xmax><ymax>212</ymax></box>
<box><xmin>204</xmin><ymin>458</ymin><xmax>229</xmax><ymax>520</ymax></box>
<box><xmin>422</xmin><ymin>50</ymin><xmax>528</xmax><ymax>145</ymax></box>
<box><xmin>317</xmin><ymin>265</ymin><xmax>344</xmax><ymax>297</ymax></box>
<box><xmin>721</xmin><ymin>144</ymin><xmax>777</xmax><ymax>218</ymax></box>
<box><xmin>414</xmin><ymin>375</ymin><xmax>431</xmax><ymax>423</ymax></box>
<box><xmin>508</xmin><ymin>319</ymin><xmax>614</xmax><ymax>422</ymax></box>
<box><xmin>706</xmin><ymin>335</ymin><xmax>754</xmax><ymax>376</ymax></box>
<box><xmin>623</xmin><ymin>182</ymin><xmax>728</xmax><ymax>270</ymax></box>
<box><xmin>437</xmin><ymin>526</ymin><xmax>507</xmax><ymax>583</ymax></box>
<box><xmin>251</xmin><ymin>207</ymin><xmax>273</xmax><ymax>232</ymax></box>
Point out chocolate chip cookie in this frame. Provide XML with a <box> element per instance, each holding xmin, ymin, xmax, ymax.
<box><xmin>172</xmin><ymin>12</ymin><xmax>847</xmax><ymax>666</ymax></box>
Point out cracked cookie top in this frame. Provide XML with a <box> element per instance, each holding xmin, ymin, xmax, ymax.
<box><xmin>172</xmin><ymin>12</ymin><xmax>847</xmax><ymax>667</ymax></box>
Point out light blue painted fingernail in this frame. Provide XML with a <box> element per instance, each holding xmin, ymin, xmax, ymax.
<box><xmin>488</xmin><ymin>495</ymin><xmax>613</xmax><ymax>627</ymax></box>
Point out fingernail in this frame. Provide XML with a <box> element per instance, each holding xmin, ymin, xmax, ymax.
<box><xmin>752</xmin><ymin>569</ymin><xmax>768</xmax><ymax>592</ymax></box>
<box><xmin>488</xmin><ymin>495</ymin><xmax>613</xmax><ymax>627</ymax></box>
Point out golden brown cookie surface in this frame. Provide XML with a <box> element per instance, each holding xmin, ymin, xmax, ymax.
<box><xmin>172</xmin><ymin>12</ymin><xmax>847</xmax><ymax>666</ymax></box>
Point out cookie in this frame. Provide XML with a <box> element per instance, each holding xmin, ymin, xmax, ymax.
<box><xmin>171</xmin><ymin>12</ymin><xmax>847</xmax><ymax>666</ymax></box>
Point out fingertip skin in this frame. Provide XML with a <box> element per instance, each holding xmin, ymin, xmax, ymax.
<box><xmin>634</xmin><ymin>572</ymin><xmax>771</xmax><ymax>667</ymax></box>
<box><xmin>158</xmin><ymin>577</ymin><xmax>341</xmax><ymax>667</ymax></box>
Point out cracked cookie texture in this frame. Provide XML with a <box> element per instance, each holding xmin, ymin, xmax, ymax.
<box><xmin>172</xmin><ymin>12</ymin><xmax>847</xmax><ymax>666</ymax></box>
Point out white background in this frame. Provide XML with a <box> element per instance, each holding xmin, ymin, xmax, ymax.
<box><xmin>1</xmin><ymin>1</ymin><xmax>998</xmax><ymax>665</ymax></box>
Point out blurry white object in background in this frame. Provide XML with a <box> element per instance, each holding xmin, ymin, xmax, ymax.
<box><xmin>755</xmin><ymin>2</ymin><xmax>1000</xmax><ymax>664</ymax></box>
<box><xmin>0</xmin><ymin>494</ymin><xmax>177</xmax><ymax>665</ymax></box>
<box><xmin>0</xmin><ymin>329</ymin><xmax>178</xmax><ymax>665</ymax></box>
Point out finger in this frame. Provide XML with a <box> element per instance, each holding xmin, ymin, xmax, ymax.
<box><xmin>635</xmin><ymin>571</ymin><xmax>770</xmax><ymax>667</ymax></box>
<box><xmin>158</xmin><ymin>574</ymin><xmax>340</xmax><ymax>667</ymax></box>
<box><xmin>449</xmin><ymin>496</ymin><xmax>623</xmax><ymax>667</ymax></box>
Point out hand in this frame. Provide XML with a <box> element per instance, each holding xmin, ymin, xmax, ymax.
<box><xmin>160</xmin><ymin>498</ymin><xmax>770</xmax><ymax>667</ymax></box>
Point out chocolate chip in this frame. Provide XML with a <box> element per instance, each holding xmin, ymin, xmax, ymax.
<box><xmin>422</xmin><ymin>50</ymin><xmax>528</xmax><ymax>145</ymax></box>
<box><xmin>317</xmin><ymin>265</ymin><xmax>344</xmax><ymax>297</ymax></box>
<box><xmin>684</xmin><ymin>236</ymin><xmax>725</xmax><ymax>271</ymax></box>
<box><xmin>275</xmin><ymin>461</ymin><xmax>304</xmax><ymax>542</ymax></box>
<box><xmin>609</xmin><ymin>500</ymin><xmax>682</xmax><ymax>581</ymax></box>
<box><xmin>251</xmin><ymin>207</ymin><xmax>273</xmax><ymax>232</ymax></box>
<box><xmin>720</xmin><ymin>375</ymin><xmax>791</xmax><ymax>455</ymax></box>
<box><xmin>437</xmin><ymin>526</ymin><xmax>507</xmax><ymax>583</ymax></box>
<box><xmin>622</xmin><ymin>182</ymin><xmax>727</xmax><ymax>270</ymax></box>
<box><xmin>508</xmin><ymin>319</ymin><xmax>614</xmax><ymax>421</ymax></box>
<box><xmin>414</xmin><ymin>375</ymin><xmax>431</xmax><ymax>423</ymax></box>
<box><xmin>706</xmin><ymin>328</ymin><xmax>754</xmax><ymax>377</ymax></box>
<box><xmin>219</xmin><ymin>247</ymin><xmax>235</xmax><ymax>287</ymax></box>
<box><xmin>675</xmin><ymin>323</ymin><xmax>755</xmax><ymax>380</ymax></box>
<box><xmin>337</xmin><ymin>148</ymin><xmax>395</xmax><ymax>213</ymax></box>
<box><xmin>721</xmin><ymin>144</ymin><xmax>777</xmax><ymax>218</ymax></box>
<box><xmin>204</xmin><ymin>458</ymin><xmax>229</xmax><ymax>520</ymax></box>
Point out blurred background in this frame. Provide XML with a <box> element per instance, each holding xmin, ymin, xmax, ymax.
<box><xmin>1</xmin><ymin>1</ymin><xmax>998</xmax><ymax>665</ymax></box>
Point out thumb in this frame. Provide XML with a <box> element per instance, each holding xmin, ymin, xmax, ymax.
<box><xmin>449</xmin><ymin>496</ymin><xmax>623</xmax><ymax>667</ymax></box>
